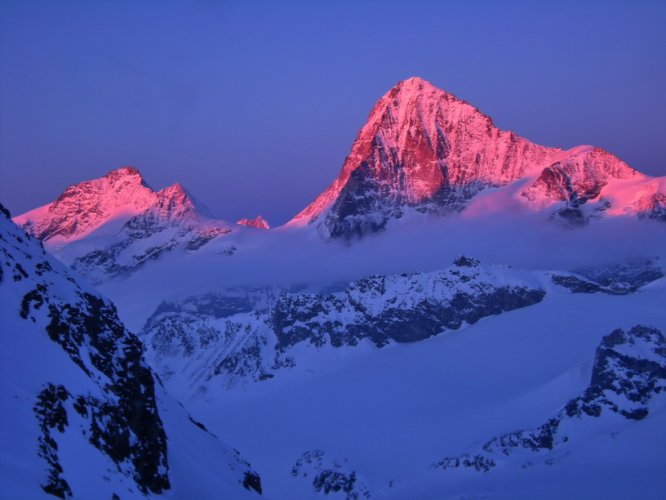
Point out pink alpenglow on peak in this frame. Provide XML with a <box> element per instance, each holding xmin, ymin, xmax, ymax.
<box><xmin>13</xmin><ymin>167</ymin><xmax>234</xmax><ymax>283</ymax></box>
<box><xmin>237</xmin><ymin>216</ymin><xmax>270</xmax><ymax>230</ymax></box>
<box><xmin>14</xmin><ymin>167</ymin><xmax>223</xmax><ymax>246</ymax></box>
<box><xmin>150</xmin><ymin>183</ymin><xmax>201</xmax><ymax>222</ymax></box>
<box><xmin>289</xmin><ymin>77</ymin><xmax>558</xmax><ymax>225</ymax></box>
<box><xmin>14</xmin><ymin>166</ymin><xmax>157</xmax><ymax>243</ymax></box>
<box><xmin>288</xmin><ymin>77</ymin><xmax>655</xmax><ymax>239</ymax></box>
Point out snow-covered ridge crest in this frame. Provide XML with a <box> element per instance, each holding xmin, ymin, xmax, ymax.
<box><xmin>139</xmin><ymin>256</ymin><xmax>664</xmax><ymax>400</ymax></box>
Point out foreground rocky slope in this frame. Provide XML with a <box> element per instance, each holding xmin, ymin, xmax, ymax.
<box><xmin>0</xmin><ymin>203</ymin><xmax>260</xmax><ymax>498</ymax></box>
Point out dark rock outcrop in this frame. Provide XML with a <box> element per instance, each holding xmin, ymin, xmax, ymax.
<box><xmin>291</xmin><ymin>450</ymin><xmax>370</xmax><ymax>499</ymax></box>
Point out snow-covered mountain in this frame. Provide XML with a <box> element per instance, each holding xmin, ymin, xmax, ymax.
<box><xmin>289</xmin><ymin>77</ymin><xmax>664</xmax><ymax>238</ymax></box>
<box><xmin>15</xmin><ymin>167</ymin><xmax>157</xmax><ymax>243</ymax></box>
<box><xmin>0</xmin><ymin>204</ymin><xmax>261</xmax><ymax>498</ymax></box>
<box><xmin>14</xmin><ymin>168</ymin><xmax>233</xmax><ymax>284</ymax></box>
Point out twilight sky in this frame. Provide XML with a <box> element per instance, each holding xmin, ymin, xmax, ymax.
<box><xmin>1</xmin><ymin>0</ymin><xmax>665</xmax><ymax>225</ymax></box>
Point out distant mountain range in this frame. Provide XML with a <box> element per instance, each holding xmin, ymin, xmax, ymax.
<box><xmin>13</xmin><ymin>78</ymin><xmax>665</xmax><ymax>266</ymax></box>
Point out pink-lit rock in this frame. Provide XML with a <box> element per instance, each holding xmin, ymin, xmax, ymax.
<box><xmin>289</xmin><ymin>77</ymin><xmax>660</xmax><ymax>238</ymax></box>
<box><xmin>237</xmin><ymin>216</ymin><xmax>270</xmax><ymax>229</ymax></box>
<box><xmin>14</xmin><ymin>167</ymin><xmax>157</xmax><ymax>242</ymax></box>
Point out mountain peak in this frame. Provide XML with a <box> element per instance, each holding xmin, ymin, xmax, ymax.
<box><xmin>160</xmin><ymin>182</ymin><xmax>188</xmax><ymax>198</ymax></box>
<box><xmin>371</xmin><ymin>76</ymin><xmax>460</xmax><ymax>122</ymax></box>
<box><xmin>13</xmin><ymin>171</ymin><xmax>212</xmax><ymax>243</ymax></box>
<box><xmin>156</xmin><ymin>182</ymin><xmax>218</xmax><ymax>220</ymax></box>
<box><xmin>385</xmin><ymin>77</ymin><xmax>462</xmax><ymax>106</ymax></box>
<box><xmin>393</xmin><ymin>76</ymin><xmax>437</xmax><ymax>91</ymax></box>
<box><xmin>151</xmin><ymin>183</ymin><xmax>200</xmax><ymax>220</ymax></box>
<box><xmin>289</xmin><ymin>78</ymin><xmax>556</xmax><ymax>231</ymax></box>
<box><xmin>237</xmin><ymin>215</ymin><xmax>270</xmax><ymax>229</ymax></box>
<box><xmin>289</xmin><ymin>79</ymin><xmax>649</xmax><ymax>238</ymax></box>
<box><xmin>105</xmin><ymin>166</ymin><xmax>142</xmax><ymax>178</ymax></box>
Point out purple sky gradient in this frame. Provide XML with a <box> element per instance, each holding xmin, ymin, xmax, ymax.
<box><xmin>1</xmin><ymin>0</ymin><xmax>665</xmax><ymax>225</ymax></box>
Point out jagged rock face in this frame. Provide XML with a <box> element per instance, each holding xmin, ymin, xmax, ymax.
<box><xmin>433</xmin><ymin>325</ymin><xmax>666</xmax><ymax>473</ymax></box>
<box><xmin>271</xmin><ymin>263</ymin><xmax>545</xmax><ymax>348</ymax></box>
<box><xmin>521</xmin><ymin>147</ymin><xmax>640</xmax><ymax>225</ymax></box>
<box><xmin>0</xmin><ymin>203</ymin><xmax>170</xmax><ymax>496</ymax></box>
<box><xmin>567</xmin><ymin>326</ymin><xmax>666</xmax><ymax>419</ymax></box>
<box><xmin>141</xmin><ymin>260</ymin><xmax>545</xmax><ymax>396</ymax></box>
<box><xmin>291</xmin><ymin>77</ymin><xmax>564</xmax><ymax>238</ymax></box>
<box><xmin>523</xmin><ymin>148</ymin><xmax>636</xmax><ymax>207</ymax></box>
<box><xmin>289</xmin><ymin>77</ymin><xmax>657</xmax><ymax>239</ymax></box>
<box><xmin>237</xmin><ymin>216</ymin><xmax>270</xmax><ymax>229</ymax></box>
<box><xmin>124</xmin><ymin>183</ymin><xmax>199</xmax><ymax>237</ymax></box>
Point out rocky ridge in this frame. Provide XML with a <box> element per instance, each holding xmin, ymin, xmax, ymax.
<box><xmin>140</xmin><ymin>258</ymin><xmax>547</xmax><ymax>396</ymax></box>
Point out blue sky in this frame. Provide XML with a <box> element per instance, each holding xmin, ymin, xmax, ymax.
<box><xmin>1</xmin><ymin>0</ymin><xmax>665</xmax><ymax>224</ymax></box>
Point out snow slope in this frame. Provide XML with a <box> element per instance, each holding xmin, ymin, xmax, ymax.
<box><xmin>122</xmin><ymin>243</ymin><xmax>665</xmax><ymax>498</ymax></box>
<box><xmin>182</xmin><ymin>276</ymin><xmax>666</xmax><ymax>499</ymax></box>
